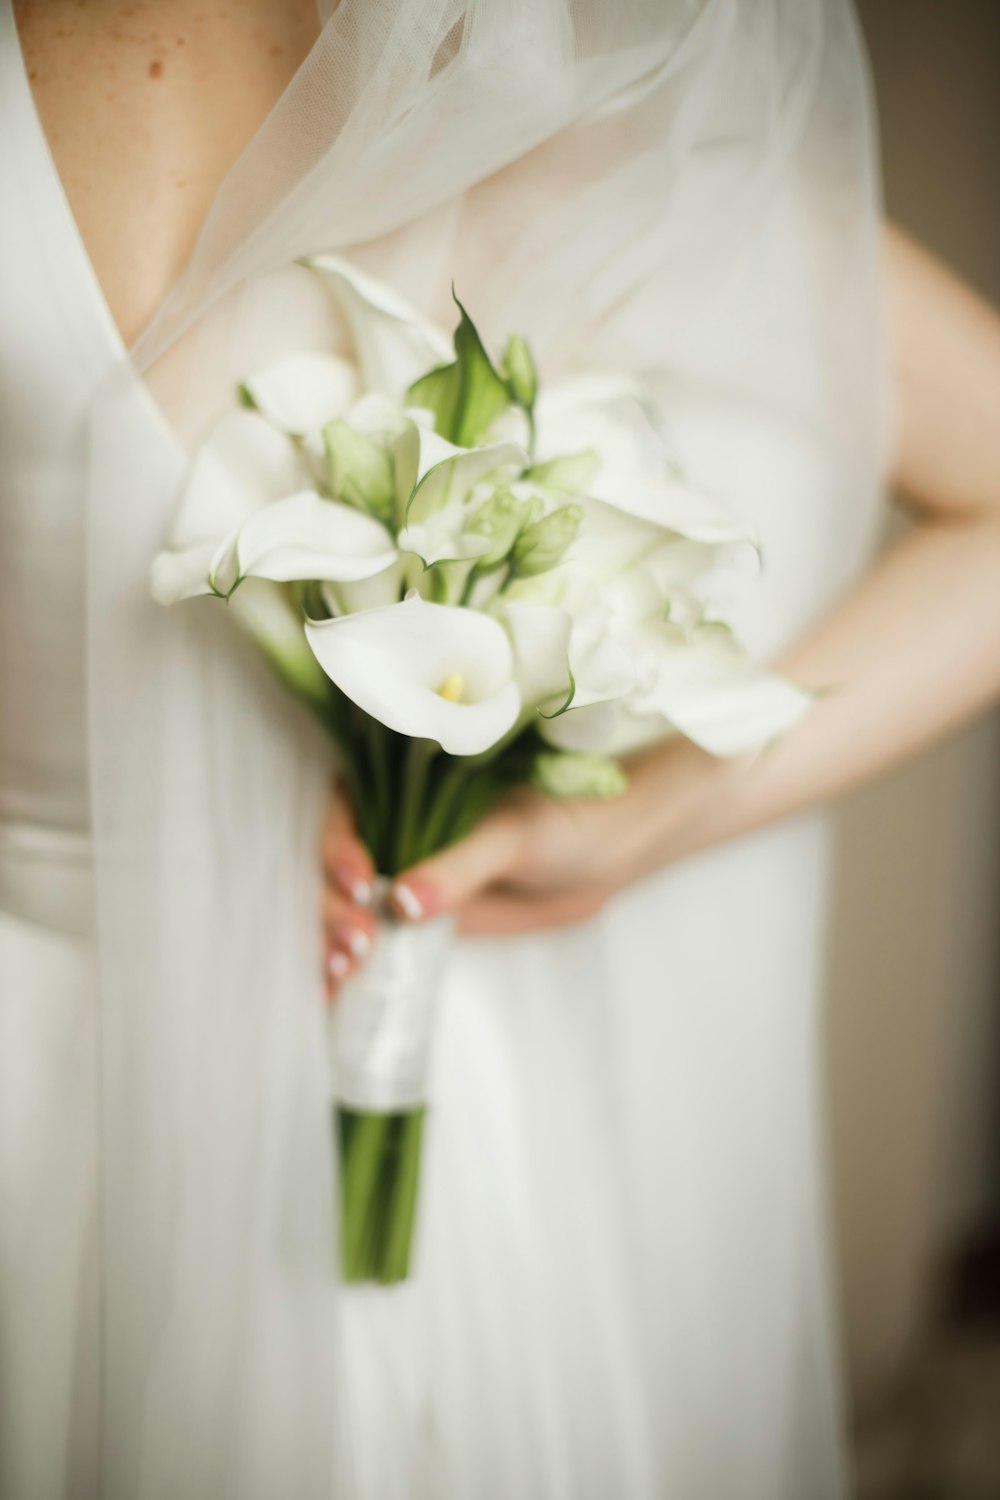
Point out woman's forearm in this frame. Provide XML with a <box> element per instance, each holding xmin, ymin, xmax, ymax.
<box><xmin>627</xmin><ymin>512</ymin><xmax>1000</xmax><ymax>876</ymax></box>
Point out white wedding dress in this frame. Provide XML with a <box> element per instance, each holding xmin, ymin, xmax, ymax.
<box><xmin>0</xmin><ymin>2</ymin><xmax>888</xmax><ymax>1497</ymax></box>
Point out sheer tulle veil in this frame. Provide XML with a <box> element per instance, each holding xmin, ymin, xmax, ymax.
<box><xmin>86</xmin><ymin>2</ymin><xmax>887</xmax><ymax>1493</ymax></box>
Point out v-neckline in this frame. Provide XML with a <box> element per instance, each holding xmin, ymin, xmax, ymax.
<box><xmin>3</xmin><ymin>0</ymin><xmax>321</xmax><ymax>449</ymax></box>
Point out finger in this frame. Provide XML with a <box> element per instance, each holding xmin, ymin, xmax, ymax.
<box><xmin>390</xmin><ymin>809</ymin><xmax>525</xmax><ymax>922</ymax></box>
<box><xmin>459</xmin><ymin>884</ymin><xmax>608</xmax><ymax>936</ymax></box>
<box><xmin>324</xmin><ymin>941</ymin><xmax>354</xmax><ymax>1004</ymax></box>
<box><xmin>323</xmin><ymin>890</ymin><xmax>377</xmax><ymax>955</ymax></box>
<box><xmin>321</xmin><ymin>779</ymin><xmax>375</xmax><ymax>905</ymax></box>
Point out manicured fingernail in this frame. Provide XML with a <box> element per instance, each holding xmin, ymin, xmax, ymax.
<box><xmin>345</xmin><ymin>927</ymin><xmax>371</xmax><ymax>960</ymax></box>
<box><xmin>329</xmin><ymin>950</ymin><xmax>350</xmax><ymax>982</ymax></box>
<box><xmin>333</xmin><ymin>863</ymin><xmax>373</xmax><ymax>906</ymax></box>
<box><xmin>392</xmin><ymin>876</ymin><xmax>442</xmax><ymax>921</ymax></box>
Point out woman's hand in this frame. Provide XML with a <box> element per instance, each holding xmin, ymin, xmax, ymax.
<box><xmin>320</xmin><ymin>751</ymin><xmax>711</xmax><ymax>997</ymax></box>
<box><xmin>321</xmin><ymin>780</ymin><xmax>628</xmax><ymax>999</ymax></box>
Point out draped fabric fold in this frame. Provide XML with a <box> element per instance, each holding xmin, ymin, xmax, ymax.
<box><xmin>87</xmin><ymin>3</ymin><xmax>887</xmax><ymax>1493</ymax></box>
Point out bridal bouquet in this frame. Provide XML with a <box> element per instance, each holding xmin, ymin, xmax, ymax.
<box><xmin>152</xmin><ymin>257</ymin><xmax>811</xmax><ymax>1282</ymax></box>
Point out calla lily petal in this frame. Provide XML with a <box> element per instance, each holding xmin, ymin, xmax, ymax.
<box><xmin>539</xmin><ymin>699</ymin><xmax>622</xmax><ymax>753</ymax></box>
<box><xmin>500</xmin><ymin>601</ymin><xmax>573</xmax><ymax>710</ymax></box>
<box><xmin>605</xmin><ymin>474</ymin><xmax>757</xmax><ymax>547</ymax></box>
<box><xmin>535</xmin><ymin>373</ymin><xmax>661</xmax><ymax>476</ymax></box>
<box><xmin>408</xmin><ymin>442</ymin><xmax>528</xmax><ymax>526</ymax></box>
<box><xmin>232</xmin><ymin>492</ymin><xmax>397</xmax><ymax>584</ymax></box>
<box><xmin>168</xmin><ymin>409</ymin><xmax>304</xmax><ymax>548</ymax></box>
<box><xmin>303</xmin><ymin>255</ymin><xmax>453</xmax><ymax>399</ymax></box>
<box><xmin>630</xmin><ymin>624</ymin><xmax>813</xmax><ymax>757</ymax></box>
<box><xmin>537</xmin><ymin>376</ymin><xmax>755</xmax><ymax>546</ymax></box>
<box><xmin>392</xmin><ymin>423</ymin><xmax>464</xmax><ymax>515</ymax></box>
<box><xmin>151</xmin><ymin>540</ymin><xmax>226</xmax><ymax>604</ymax></box>
<box><xmin>397</xmin><ymin>510</ymin><xmax>494</xmax><ymax>568</ymax></box>
<box><xmin>325</xmin><ymin>560</ymin><xmax>408</xmax><ymax>616</ymax></box>
<box><xmin>305</xmin><ymin>594</ymin><xmax>520</xmax><ymax>755</ymax></box>
<box><xmin>227</xmin><ymin>579</ymin><xmax>330</xmax><ymax>705</ymax></box>
<box><xmin>242</xmin><ymin>353</ymin><xmax>359</xmax><ymax>436</ymax></box>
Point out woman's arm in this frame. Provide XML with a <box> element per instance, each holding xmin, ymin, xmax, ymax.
<box><xmin>321</xmin><ymin>226</ymin><xmax>1000</xmax><ymax>963</ymax></box>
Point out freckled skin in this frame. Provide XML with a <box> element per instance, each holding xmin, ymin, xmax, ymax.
<box><xmin>13</xmin><ymin>0</ymin><xmax>320</xmax><ymax>346</ymax></box>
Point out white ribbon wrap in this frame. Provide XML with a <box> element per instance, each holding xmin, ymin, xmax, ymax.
<box><xmin>328</xmin><ymin>881</ymin><xmax>455</xmax><ymax>1111</ymax></box>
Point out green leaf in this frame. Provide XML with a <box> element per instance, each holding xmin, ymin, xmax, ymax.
<box><xmin>406</xmin><ymin>292</ymin><xmax>513</xmax><ymax>447</ymax></box>
<box><xmin>323</xmin><ymin>419</ymin><xmax>395</xmax><ymax>522</ymax></box>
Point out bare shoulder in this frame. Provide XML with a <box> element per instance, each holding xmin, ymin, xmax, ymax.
<box><xmin>12</xmin><ymin>0</ymin><xmax>319</xmax><ymax>344</ymax></box>
<box><xmin>883</xmin><ymin>223</ymin><xmax>1000</xmax><ymax>518</ymax></box>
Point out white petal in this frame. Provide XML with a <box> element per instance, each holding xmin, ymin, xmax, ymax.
<box><xmin>571</xmin><ymin>628</ymin><xmax>636</xmax><ymax>709</ymax></box>
<box><xmin>537</xmin><ymin>377</ymin><xmax>755</xmax><ymax>546</ymax></box>
<box><xmin>540</xmin><ymin>700</ymin><xmax>622</xmax><ymax>753</ymax></box>
<box><xmin>392</xmin><ymin>423</ymin><xmax>463</xmax><ymax>514</ymax></box>
<box><xmin>603</xmin><ymin>475</ymin><xmax>757</xmax><ymax>547</ymax></box>
<box><xmin>535</xmin><ymin>374</ymin><xmax>659</xmax><ymax>475</ymax></box>
<box><xmin>327</xmin><ymin>560</ymin><xmax>407</xmax><ymax>615</ymax></box>
<box><xmin>151</xmin><ymin>540</ymin><xmax>221</xmax><ymax>604</ymax></box>
<box><xmin>397</xmin><ymin>504</ymin><xmax>494</xmax><ymax>567</ymax></box>
<box><xmin>169</xmin><ymin>409</ymin><xmax>303</xmax><ymax>549</ymax></box>
<box><xmin>552</xmin><ymin>579</ymin><xmax>637</xmax><ymax>706</ymax></box>
<box><xmin>234</xmin><ymin>493</ymin><xmax>396</xmax><ymax>584</ymax></box>
<box><xmin>303</xmin><ymin>255</ymin><xmax>453</xmax><ymax>398</ymax></box>
<box><xmin>243</xmin><ymin>353</ymin><xmax>359</xmax><ymax>436</ymax></box>
<box><xmin>631</xmin><ymin>626</ymin><xmax>813</xmax><ymax>757</ymax></box>
<box><xmin>564</xmin><ymin>500</ymin><xmax>668</xmax><ymax>584</ymax></box>
<box><xmin>501</xmin><ymin>601</ymin><xmax>572</xmax><ymax>709</ymax></box>
<box><xmin>407</xmin><ymin>441</ymin><xmax>528</xmax><ymax>523</ymax></box>
<box><xmin>305</xmin><ymin>595</ymin><xmax>520</xmax><ymax>755</ymax></box>
<box><xmin>227</xmin><ymin>580</ymin><xmax>329</xmax><ymax>702</ymax></box>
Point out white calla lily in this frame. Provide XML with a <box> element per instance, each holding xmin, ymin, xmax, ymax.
<box><xmin>394</xmin><ymin>427</ymin><xmax>527</xmax><ymax>564</ymax></box>
<box><xmin>545</xmin><ymin>622</ymin><xmax>812</xmax><ymax>759</ymax></box>
<box><xmin>219</xmin><ymin>492</ymin><xmax>397</xmax><ymax>589</ymax></box>
<box><xmin>627</xmin><ymin>623</ymin><xmax>813</xmax><ymax>757</ymax></box>
<box><xmin>397</xmin><ymin>510</ymin><xmax>494</xmax><ymax>568</ymax></box>
<box><xmin>305</xmin><ymin>594</ymin><xmax>520</xmax><ymax>755</ymax></box>
<box><xmin>151</xmin><ymin>409</ymin><xmax>304</xmax><ymax>604</ymax></box>
<box><xmin>397</xmin><ymin>426</ymin><xmax>526</xmax><ymax>520</ymax></box>
<box><xmin>241</xmin><ymin>353</ymin><xmax>358</xmax><ymax>436</ymax></box>
<box><xmin>151</xmin><ymin>541</ymin><xmax>222</xmax><ymax>608</ymax></box>
<box><xmin>303</xmin><ymin>255</ymin><xmax>453</xmax><ymax>399</ymax></box>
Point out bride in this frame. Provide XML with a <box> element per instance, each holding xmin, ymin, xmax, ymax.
<box><xmin>2</xmin><ymin>1</ymin><xmax>999</xmax><ymax>1496</ymax></box>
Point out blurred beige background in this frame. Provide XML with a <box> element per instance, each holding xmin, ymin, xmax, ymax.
<box><xmin>828</xmin><ymin>0</ymin><xmax>1000</xmax><ymax>1413</ymax></box>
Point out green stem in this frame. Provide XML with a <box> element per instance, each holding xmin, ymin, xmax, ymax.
<box><xmin>339</xmin><ymin>1110</ymin><xmax>391</xmax><ymax>1280</ymax></box>
<box><xmin>419</xmin><ymin>759</ymin><xmax>473</xmax><ymax>857</ymax></box>
<box><xmin>393</xmin><ymin>737</ymin><xmax>436</xmax><ymax>874</ymax></box>
<box><xmin>360</xmin><ymin>711</ymin><xmax>392</xmax><ymax>866</ymax></box>
<box><xmin>382</xmin><ymin>1110</ymin><xmax>426</xmax><ymax>1282</ymax></box>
